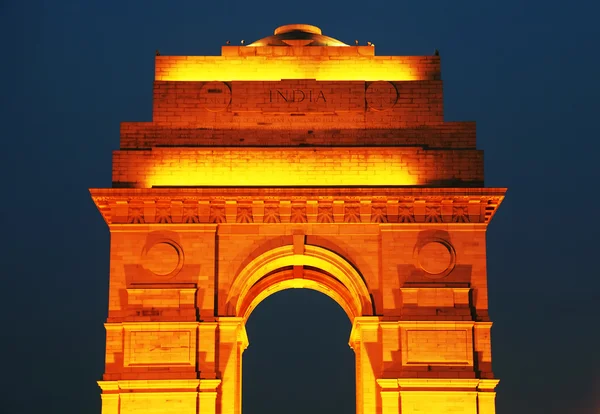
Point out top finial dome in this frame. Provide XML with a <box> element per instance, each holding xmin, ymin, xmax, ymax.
<box><xmin>274</xmin><ymin>24</ymin><xmax>322</xmax><ymax>36</ymax></box>
<box><xmin>247</xmin><ymin>24</ymin><xmax>348</xmax><ymax>47</ymax></box>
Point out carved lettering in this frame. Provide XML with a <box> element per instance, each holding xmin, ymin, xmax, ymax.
<box><xmin>276</xmin><ymin>90</ymin><xmax>288</xmax><ymax>102</ymax></box>
<box><xmin>269</xmin><ymin>89</ymin><xmax>326</xmax><ymax>103</ymax></box>
<box><xmin>294</xmin><ymin>90</ymin><xmax>305</xmax><ymax>102</ymax></box>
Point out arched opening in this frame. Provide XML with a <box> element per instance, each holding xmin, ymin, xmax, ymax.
<box><xmin>238</xmin><ymin>267</ymin><xmax>360</xmax><ymax>321</ymax></box>
<box><xmin>242</xmin><ymin>287</ymin><xmax>355</xmax><ymax>414</ymax></box>
<box><xmin>224</xmin><ymin>244</ymin><xmax>374</xmax><ymax>414</ymax></box>
<box><xmin>225</xmin><ymin>244</ymin><xmax>374</xmax><ymax>320</ymax></box>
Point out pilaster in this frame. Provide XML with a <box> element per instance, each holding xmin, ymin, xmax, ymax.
<box><xmin>376</xmin><ymin>379</ymin><xmax>400</xmax><ymax>414</ymax></box>
<box><xmin>350</xmin><ymin>317</ymin><xmax>382</xmax><ymax>414</ymax></box>
<box><xmin>97</xmin><ymin>379</ymin><xmax>222</xmax><ymax>414</ymax></box>
<box><xmin>216</xmin><ymin>317</ymin><xmax>248</xmax><ymax>414</ymax></box>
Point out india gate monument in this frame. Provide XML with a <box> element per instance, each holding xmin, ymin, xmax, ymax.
<box><xmin>91</xmin><ymin>24</ymin><xmax>505</xmax><ymax>414</ymax></box>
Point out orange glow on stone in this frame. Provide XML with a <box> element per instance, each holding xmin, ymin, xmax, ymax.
<box><xmin>156</xmin><ymin>55</ymin><xmax>423</xmax><ymax>82</ymax></box>
<box><xmin>94</xmin><ymin>23</ymin><xmax>502</xmax><ymax>414</ymax></box>
<box><xmin>141</xmin><ymin>148</ymin><xmax>419</xmax><ymax>187</ymax></box>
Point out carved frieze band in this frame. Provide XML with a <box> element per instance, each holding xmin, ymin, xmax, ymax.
<box><xmin>94</xmin><ymin>196</ymin><xmax>501</xmax><ymax>225</ymax></box>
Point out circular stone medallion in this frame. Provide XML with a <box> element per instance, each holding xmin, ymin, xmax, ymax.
<box><xmin>199</xmin><ymin>81</ymin><xmax>232</xmax><ymax>112</ymax></box>
<box><xmin>143</xmin><ymin>242</ymin><xmax>182</xmax><ymax>276</ymax></box>
<box><xmin>366</xmin><ymin>81</ymin><xmax>398</xmax><ymax>111</ymax></box>
<box><xmin>417</xmin><ymin>241</ymin><xmax>454</xmax><ymax>277</ymax></box>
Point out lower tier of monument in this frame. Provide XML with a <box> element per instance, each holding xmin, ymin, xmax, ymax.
<box><xmin>97</xmin><ymin>317</ymin><xmax>498</xmax><ymax>414</ymax></box>
<box><xmin>98</xmin><ymin>378</ymin><xmax>499</xmax><ymax>414</ymax></box>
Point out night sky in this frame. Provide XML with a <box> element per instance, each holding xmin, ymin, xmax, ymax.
<box><xmin>2</xmin><ymin>1</ymin><xmax>599</xmax><ymax>413</ymax></box>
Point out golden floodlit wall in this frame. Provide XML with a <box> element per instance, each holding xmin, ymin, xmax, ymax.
<box><xmin>92</xmin><ymin>24</ymin><xmax>505</xmax><ymax>414</ymax></box>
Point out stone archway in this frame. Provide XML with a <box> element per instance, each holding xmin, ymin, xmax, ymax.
<box><xmin>226</xmin><ymin>244</ymin><xmax>374</xmax><ymax>320</ymax></box>
<box><xmin>94</xmin><ymin>22</ymin><xmax>505</xmax><ymax>414</ymax></box>
<box><xmin>238</xmin><ymin>267</ymin><xmax>359</xmax><ymax>321</ymax></box>
<box><xmin>216</xmin><ymin>244</ymin><xmax>375</xmax><ymax>414</ymax></box>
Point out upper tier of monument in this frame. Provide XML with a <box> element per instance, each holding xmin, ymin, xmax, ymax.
<box><xmin>247</xmin><ymin>24</ymin><xmax>349</xmax><ymax>47</ymax></box>
<box><xmin>105</xmin><ymin>23</ymin><xmax>489</xmax><ymax>189</ymax></box>
<box><xmin>155</xmin><ymin>24</ymin><xmax>439</xmax><ymax>81</ymax></box>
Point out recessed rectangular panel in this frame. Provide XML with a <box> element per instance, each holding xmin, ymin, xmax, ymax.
<box><xmin>405</xmin><ymin>330</ymin><xmax>470</xmax><ymax>365</ymax></box>
<box><xmin>126</xmin><ymin>331</ymin><xmax>192</xmax><ymax>366</ymax></box>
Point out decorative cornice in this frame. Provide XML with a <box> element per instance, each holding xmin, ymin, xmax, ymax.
<box><xmin>90</xmin><ymin>187</ymin><xmax>505</xmax><ymax>226</ymax></box>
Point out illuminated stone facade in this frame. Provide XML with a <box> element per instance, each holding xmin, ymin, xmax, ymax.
<box><xmin>92</xmin><ymin>24</ymin><xmax>505</xmax><ymax>414</ymax></box>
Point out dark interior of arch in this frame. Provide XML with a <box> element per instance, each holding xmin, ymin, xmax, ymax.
<box><xmin>243</xmin><ymin>289</ymin><xmax>355</xmax><ymax>414</ymax></box>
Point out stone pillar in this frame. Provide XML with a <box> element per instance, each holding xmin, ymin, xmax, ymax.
<box><xmin>350</xmin><ymin>317</ymin><xmax>381</xmax><ymax>414</ymax></box>
<box><xmin>99</xmin><ymin>393</ymin><xmax>119</xmax><ymax>414</ymax></box>
<box><xmin>396</xmin><ymin>379</ymin><xmax>496</xmax><ymax>414</ymax></box>
<box><xmin>98</xmin><ymin>380</ymin><xmax>202</xmax><ymax>414</ymax></box>
<box><xmin>97</xmin><ymin>381</ymin><xmax>119</xmax><ymax>414</ymax></box>
<box><xmin>199</xmin><ymin>322</ymin><xmax>218</xmax><ymax>379</ymax></box>
<box><xmin>477</xmin><ymin>379</ymin><xmax>500</xmax><ymax>414</ymax></box>
<box><xmin>474</xmin><ymin>323</ymin><xmax>494</xmax><ymax>377</ymax></box>
<box><xmin>377</xmin><ymin>379</ymin><xmax>400</xmax><ymax>414</ymax></box>
<box><xmin>478</xmin><ymin>392</ymin><xmax>497</xmax><ymax>414</ymax></box>
<box><xmin>217</xmin><ymin>317</ymin><xmax>248</xmax><ymax>414</ymax></box>
<box><xmin>199</xmin><ymin>379</ymin><xmax>222</xmax><ymax>414</ymax></box>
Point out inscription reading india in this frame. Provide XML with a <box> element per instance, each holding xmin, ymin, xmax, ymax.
<box><xmin>269</xmin><ymin>89</ymin><xmax>327</xmax><ymax>103</ymax></box>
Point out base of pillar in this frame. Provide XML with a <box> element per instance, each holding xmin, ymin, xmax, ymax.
<box><xmin>98</xmin><ymin>379</ymin><xmax>221</xmax><ymax>414</ymax></box>
<box><xmin>377</xmin><ymin>378</ymin><xmax>499</xmax><ymax>414</ymax></box>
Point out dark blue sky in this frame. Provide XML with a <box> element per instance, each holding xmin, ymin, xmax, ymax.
<box><xmin>1</xmin><ymin>1</ymin><xmax>599</xmax><ymax>413</ymax></box>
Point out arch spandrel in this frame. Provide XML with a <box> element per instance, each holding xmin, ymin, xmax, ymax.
<box><xmin>227</xmin><ymin>235</ymin><xmax>294</xmax><ymax>288</ymax></box>
<box><xmin>225</xmin><ymin>245</ymin><xmax>374</xmax><ymax>320</ymax></box>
